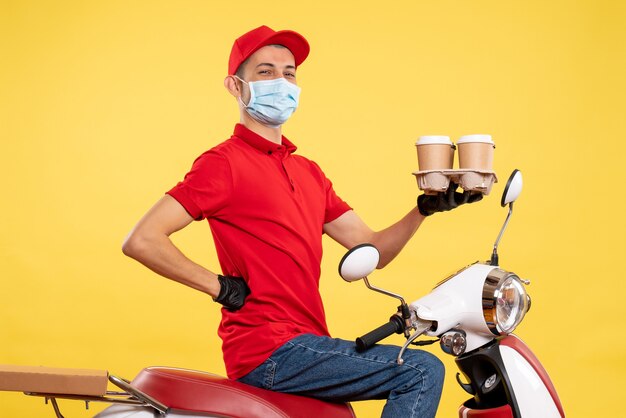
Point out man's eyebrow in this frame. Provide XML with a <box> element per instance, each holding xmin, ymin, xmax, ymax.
<box><xmin>255</xmin><ymin>63</ymin><xmax>296</xmax><ymax>70</ymax></box>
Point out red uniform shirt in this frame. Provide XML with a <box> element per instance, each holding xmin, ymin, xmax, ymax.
<box><xmin>167</xmin><ymin>124</ymin><xmax>351</xmax><ymax>379</ymax></box>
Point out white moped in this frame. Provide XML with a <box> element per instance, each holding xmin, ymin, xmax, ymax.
<box><xmin>338</xmin><ymin>169</ymin><xmax>564</xmax><ymax>418</ymax></box>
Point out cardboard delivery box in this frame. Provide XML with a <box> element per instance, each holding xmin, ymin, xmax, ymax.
<box><xmin>0</xmin><ymin>364</ymin><xmax>108</xmax><ymax>396</ymax></box>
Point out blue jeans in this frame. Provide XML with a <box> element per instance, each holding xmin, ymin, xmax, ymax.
<box><xmin>237</xmin><ymin>334</ymin><xmax>444</xmax><ymax>418</ymax></box>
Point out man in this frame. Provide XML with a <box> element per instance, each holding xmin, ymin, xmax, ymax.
<box><xmin>122</xmin><ymin>25</ymin><xmax>481</xmax><ymax>417</ymax></box>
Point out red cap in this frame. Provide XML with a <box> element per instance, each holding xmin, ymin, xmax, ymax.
<box><xmin>228</xmin><ymin>25</ymin><xmax>310</xmax><ymax>75</ymax></box>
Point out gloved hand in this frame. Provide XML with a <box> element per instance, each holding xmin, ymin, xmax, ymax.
<box><xmin>417</xmin><ymin>183</ymin><xmax>483</xmax><ymax>216</ymax></box>
<box><xmin>214</xmin><ymin>275</ymin><xmax>251</xmax><ymax>311</ymax></box>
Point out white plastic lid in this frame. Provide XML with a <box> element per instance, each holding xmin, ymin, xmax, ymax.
<box><xmin>416</xmin><ymin>135</ymin><xmax>453</xmax><ymax>146</ymax></box>
<box><xmin>457</xmin><ymin>134</ymin><xmax>494</xmax><ymax>145</ymax></box>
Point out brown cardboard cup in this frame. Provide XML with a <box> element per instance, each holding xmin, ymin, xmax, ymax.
<box><xmin>416</xmin><ymin>136</ymin><xmax>455</xmax><ymax>171</ymax></box>
<box><xmin>457</xmin><ymin>135</ymin><xmax>495</xmax><ymax>170</ymax></box>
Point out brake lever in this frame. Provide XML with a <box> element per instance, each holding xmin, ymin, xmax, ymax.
<box><xmin>397</xmin><ymin>318</ymin><xmax>433</xmax><ymax>365</ymax></box>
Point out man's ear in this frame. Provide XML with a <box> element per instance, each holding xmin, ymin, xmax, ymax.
<box><xmin>224</xmin><ymin>75</ymin><xmax>241</xmax><ymax>98</ymax></box>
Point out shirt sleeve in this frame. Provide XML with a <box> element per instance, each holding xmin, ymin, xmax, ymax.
<box><xmin>166</xmin><ymin>150</ymin><xmax>232</xmax><ymax>221</ymax></box>
<box><xmin>323</xmin><ymin>176</ymin><xmax>352</xmax><ymax>224</ymax></box>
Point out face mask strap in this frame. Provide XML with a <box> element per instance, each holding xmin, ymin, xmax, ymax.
<box><xmin>234</xmin><ymin>75</ymin><xmax>248</xmax><ymax>85</ymax></box>
<box><xmin>234</xmin><ymin>75</ymin><xmax>251</xmax><ymax>107</ymax></box>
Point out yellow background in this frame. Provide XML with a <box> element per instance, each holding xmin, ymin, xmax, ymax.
<box><xmin>1</xmin><ymin>1</ymin><xmax>624</xmax><ymax>417</ymax></box>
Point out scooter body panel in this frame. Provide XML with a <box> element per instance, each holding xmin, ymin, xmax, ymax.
<box><xmin>410</xmin><ymin>263</ymin><xmax>498</xmax><ymax>351</ymax></box>
<box><xmin>499</xmin><ymin>336</ymin><xmax>564</xmax><ymax>418</ymax></box>
<box><xmin>94</xmin><ymin>404</ymin><xmax>216</xmax><ymax>417</ymax></box>
<box><xmin>455</xmin><ymin>335</ymin><xmax>564</xmax><ymax>418</ymax></box>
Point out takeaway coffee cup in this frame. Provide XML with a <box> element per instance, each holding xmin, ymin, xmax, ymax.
<box><xmin>416</xmin><ymin>136</ymin><xmax>455</xmax><ymax>171</ymax></box>
<box><xmin>457</xmin><ymin>134</ymin><xmax>495</xmax><ymax>170</ymax></box>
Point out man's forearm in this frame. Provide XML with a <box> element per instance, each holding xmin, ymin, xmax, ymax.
<box><xmin>324</xmin><ymin>208</ymin><xmax>426</xmax><ymax>269</ymax></box>
<box><xmin>371</xmin><ymin>206</ymin><xmax>425</xmax><ymax>269</ymax></box>
<box><xmin>122</xmin><ymin>232</ymin><xmax>221</xmax><ymax>298</ymax></box>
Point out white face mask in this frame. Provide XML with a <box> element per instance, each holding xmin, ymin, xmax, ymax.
<box><xmin>236</xmin><ymin>76</ymin><xmax>301</xmax><ymax>127</ymax></box>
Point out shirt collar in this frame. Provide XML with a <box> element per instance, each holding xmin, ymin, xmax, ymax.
<box><xmin>233</xmin><ymin>124</ymin><xmax>298</xmax><ymax>155</ymax></box>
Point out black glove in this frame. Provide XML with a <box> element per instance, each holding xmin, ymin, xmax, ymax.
<box><xmin>214</xmin><ymin>275</ymin><xmax>251</xmax><ymax>311</ymax></box>
<box><xmin>417</xmin><ymin>183</ymin><xmax>483</xmax><ymax>216</ymax></box>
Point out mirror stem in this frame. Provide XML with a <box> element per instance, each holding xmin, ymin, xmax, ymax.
<box><xmin>363</xmin><ymin>277</ymin><xmax>406</xmax><ymax>306</ymax></box>
<box><xmin>490</xmin><ymin>250</ymin><xmax>499</xmax><ymax>267</ymax></box>
<box><xmin>491</xmin><ymin>202</ymin><xmax>514</xmax><ymax>266</ymax></box>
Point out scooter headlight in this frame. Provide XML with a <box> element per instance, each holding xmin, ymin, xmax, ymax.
<box><xmin>482</xmin><ymin>269</ymin><xmax>529</xmax><ymax>335</ymax></box>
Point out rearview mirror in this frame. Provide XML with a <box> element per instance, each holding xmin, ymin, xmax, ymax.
<box><xmin>338</xmin><ymin>244</ymin><xmax>380</xmax><ymax>282</ymax></box>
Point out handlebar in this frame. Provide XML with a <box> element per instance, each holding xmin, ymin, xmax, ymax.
<box><xmin>356</xmin><ymin>315</ymin><xmax>405</xmax><ymax>352</ymax></box>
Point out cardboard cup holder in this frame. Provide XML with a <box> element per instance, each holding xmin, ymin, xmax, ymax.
<box><xmin>413</xmin><ymin>169</ymin><xmax>498</xmax><ymax>195</ymax></box>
